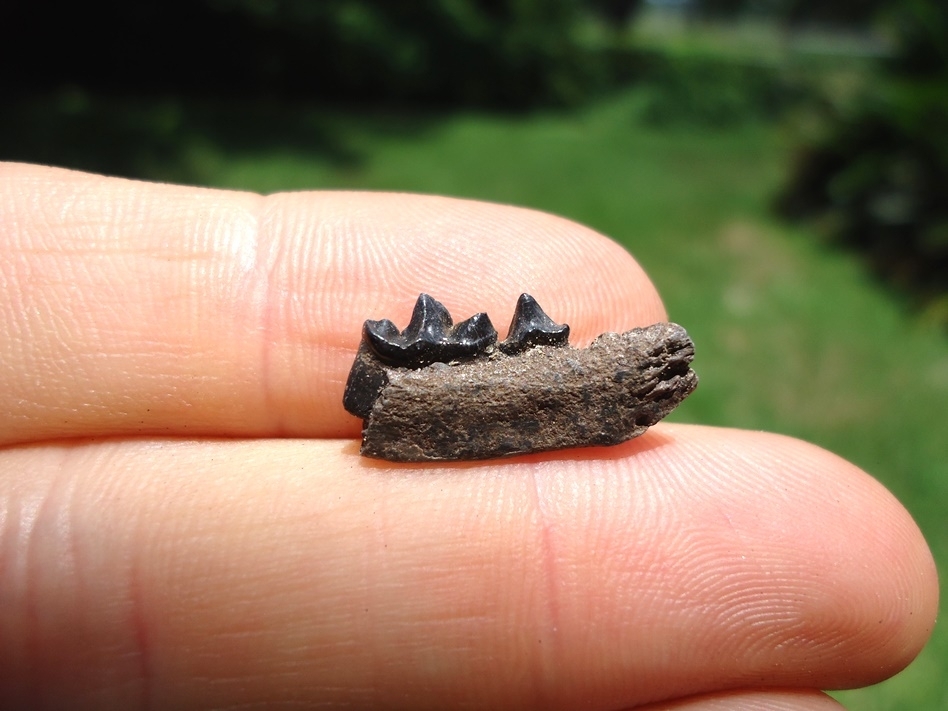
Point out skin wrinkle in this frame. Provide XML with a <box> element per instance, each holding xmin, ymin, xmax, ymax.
<box><xmin>571</xmin><ymin>452</ymin><xmax>668</xmax><ymax>704</ymax></box>
<box><xmin>128</xmin><ymin>521</ymin><xmax>152</xmax><ymax>711</ymax></box>
<box><xmin>518</xmin><ymin>445</ymin><xmax>669</xmax><ymax>706</ymax></box>
<box><xmin>25</xmin><ymin>453</ymin><xmax>74</xmax><ymax>708</ymax></box>
<box><xmin>291</xmin><ymin>201</ymin><xmax>359</xmax><ymax>434</ymax></box>
<box><xmin>13</xmin><ymin>446</ymin><xmax>146</xmax><ymax>710</ymax></box>
<box><xmin>256</xmin><ymin>195</ymin><xmax>323</xmax><ymax>436</ymax></box>
<box><xmin>697</xmin><ymin>495</ymin><xmax>814</xmax><ymax>668</ymax></box>
<box><xmin>252</xmin><ymin>197</ymin><xmax>281</xmax><ymax>436</ymax></box>
<box><xmin>525</xmin><ymin>464</ymin><xmax>563</xmax><ymax>709</ymax></box>
<box><xmin>80</xmin><ymin>446</ymin><xmax>154</xmax><ymax>709</ymax></box>
<box><xmin>575</xmin><ymin>442</ymin><xmax>703</xmax><ymax>695</ymax></box>
<box><xmin>364</xmin><ymin>472</ymin><xmax>388</xmax><ymax>705</ymax></box>
<box><xmin>0</xmin><ymin>483</ymin><xmax>38</xmax><ymax>709</ymax></box>
<box><xmin>666</xmin><ymin>491</ymin><xmax>812</xmax><ymax>676</ymax></box>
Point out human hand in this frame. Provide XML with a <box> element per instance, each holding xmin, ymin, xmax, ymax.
<box><xmin>0</xmin><ymin>162</ymin><xmax>937</xmax><ymax>710</ymax></box>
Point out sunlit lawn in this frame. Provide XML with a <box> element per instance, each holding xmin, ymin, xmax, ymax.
<box><xmin>4</xmin><ymin>88</ymin><xmax>945</xmax><ymax>708</ymax></box>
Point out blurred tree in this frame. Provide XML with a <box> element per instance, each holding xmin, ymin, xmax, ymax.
<box><xmin>696</xmin><ymin>0</ymin><xmax>746</xmax><ymax>18</ymax></box>
<box><xmin>586</xmin><ymin>0</ymin><xmax>645</xmax><ymax>28</ymax></box>
<box><xmin>694</xmin><ymin>0</ymin><xmax>890</xmax><ymax>26</ymax></box>
<box><xmin>775</xmin><ymin>0</ymin><xmax>889</xmax><ymax>27</ymax></box>
<box><xmin>777</xmin><ymin>0</ymin><xmax>948</xmax><ymax>323</ymax></box>
<box><xmin>887</xmin><ymin>0</ymin><xmax>948</xmax><ymax>75</ymax></box>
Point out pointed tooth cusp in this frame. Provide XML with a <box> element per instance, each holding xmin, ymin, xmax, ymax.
<box><xmin>499</xmin><ymin>293</ymin><xmax>570</xmax><ymax>355</ymax></box>
<box><xmin>364</xmin><ymin>319</ymin><xmax>406</xmax><ymax>362</ymax></box>
<box><xmin>451</xmin><ymin>312</ymin><xmax>498</xmax><ymax>357</ymax></box>
<box><xmin>362</xmin><ymin>294</ymin><xmax>497</xmax><ymax>367</ymax></box>
<box><xmin>404</xmin><ymin>293</ymin><xmax>452</xmax><ymax>346</ymax></box>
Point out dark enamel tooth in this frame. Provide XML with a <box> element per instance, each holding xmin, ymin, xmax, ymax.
<box><xmin>451</xmin><ymin>312</ymin><xmax>498</xmax><ymax>357</ymax></box>
<box><xmin>361</xmin><ymin>294</ymin><xmax>497</xmax><ymax>368</ymax></box>
<box><xmin>363</xmin><ymin>294</ymin><xmax>453</xmax><ymax>367</ymax></box>
<box><xmin>403</xmin><ymin>293</ymin><xmax>452</xmax><ymax>346</ymax></box>
<box><xmin>499</xmin><ymin>293</ymin><xmax>570</xmax><ymax>355</ymax></box>
<box><xmin>364</xmin><ymin>318</ymin><xmax>407</xmax><ymax>363</ymax></box>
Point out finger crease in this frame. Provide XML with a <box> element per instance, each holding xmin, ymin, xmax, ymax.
<box><xmin>526</xmin><ymin>467</ymin><xmax>563</xmax><ymax>706</ymax></box>
<box><xmin>250</xmin><ymin>196</ymin><xmax>283</xmax><ymax>435</ymax></box>
<box><xmin>128</xmin><ymin>555</ymin><xmax>153</xmax><ymax>711</ymax></box>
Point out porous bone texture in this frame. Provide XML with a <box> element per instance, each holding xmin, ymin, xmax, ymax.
<box><xmin>347</xmin><ymin>322</ymin><xmax>697</xmax><ymax>462</ymax></box>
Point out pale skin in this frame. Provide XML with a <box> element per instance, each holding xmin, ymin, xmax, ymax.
<box><xmin>0</xmin><ymin>162</ymin><xmax>938</xmax><ymax>710</ymax></box>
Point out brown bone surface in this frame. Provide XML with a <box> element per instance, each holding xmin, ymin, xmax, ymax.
<box><xmin>346</xmin><ymin>320</ymin><xmax>697</xmax><ymax>462</ymax></box>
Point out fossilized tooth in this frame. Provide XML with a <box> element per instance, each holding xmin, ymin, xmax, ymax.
<box><xmin>350</xmin><ymin>322</ymin><xmax>697</xmax><ymax>462</ymax></box>
<box><xmin>363</xmin><ymin>293</ymin><xmax>498</xmax><ymax>368</ymax></box>
<box><xmin>344</xmin><ymin>293</ymin><xmax>697</xmax><ymax>461</ymax></box>
<box><xmin>499</xmin><ymin>293</ymin><xmax>570</xmax><ymax>355</ymax></box>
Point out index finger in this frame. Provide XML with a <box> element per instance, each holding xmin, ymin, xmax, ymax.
<box><xmin>0</xmin><ymin>163</ymin><xmax>665</xmax><ymax>445</ymax></box>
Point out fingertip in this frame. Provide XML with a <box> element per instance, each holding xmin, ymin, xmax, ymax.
<box><xmin>651</xmin><ymin>426</ymin><xmax>939</xmax><ymax>687</ymax></box>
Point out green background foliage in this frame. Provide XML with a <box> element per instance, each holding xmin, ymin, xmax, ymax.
<box><xmin>777</xmin><ymin>0</ymin><xmax>948</xmax><ymax>324</ymax></box>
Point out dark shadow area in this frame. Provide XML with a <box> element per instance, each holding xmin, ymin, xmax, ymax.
<box><xmin>0</xmin><ymin>91</ymin><xmax>448</xmax><ymax>185</ymax></box>
<box><xmin>1</xmin><ymin>1</ymin><xmax>622</xmax><ymax>109</ymax></box>
<box><xmin>0</xmin><ymin>0</ymin><xmax>637</xmax><ymax>184</ymax></box>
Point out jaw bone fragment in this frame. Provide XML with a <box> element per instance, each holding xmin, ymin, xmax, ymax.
<box><xmin>344</xmin><ymin>294</ymin><xmax>697</xmax><ymax>462</ymax></box>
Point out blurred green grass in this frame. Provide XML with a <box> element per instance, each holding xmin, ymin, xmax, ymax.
<box><xmin>196</xmin><ymin>92</ymin><xmax>948</xmax><ymax>709</ymax></box>
<box><xmin>4</xmin><ymin>87</ymin><xmax>944</xmax><ymax>707</ymax></box>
